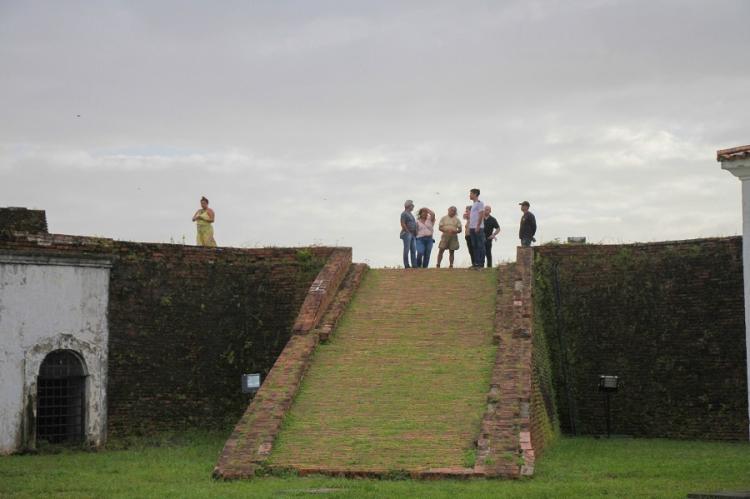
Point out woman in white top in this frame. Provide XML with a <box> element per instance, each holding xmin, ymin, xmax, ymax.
<box><xmin>415</xmin><ymin>207</ymin><xmax>436</xmax><ymax>268</ymax></box>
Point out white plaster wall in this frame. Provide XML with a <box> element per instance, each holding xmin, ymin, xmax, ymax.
<box><xmin>721</xmin><ymin>157</ymin><xmax>750</xmax><ymax>441</ymax></box>
<box><xmin>0</xmin><ymin>255</ymin><xmax>110</xmax><ymax>453</ymax></box>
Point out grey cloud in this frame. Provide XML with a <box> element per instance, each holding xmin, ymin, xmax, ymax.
<box><xmin>1</xmin><ymin>0</ymin><xmax>747</xmax><ymax>266</ymax></box>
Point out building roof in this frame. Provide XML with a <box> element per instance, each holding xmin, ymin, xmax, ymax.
<box><xmin>716</xmin><ymin>145</ymin><xmax>750</xmax><ymax>162</ymax></box>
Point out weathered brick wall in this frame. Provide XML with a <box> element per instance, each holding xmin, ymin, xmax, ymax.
<box><xmin>106</xmin><ymin>242</ymin><xmax>336</xmax><ymax>436</ymax></box>
<box><xmin>0</xmin><ymin>232</ymin><xmax>338</xmax><ymax>436</ymax></box>
<box><xmin>524</xmin><ymin>249</ymin><xmax>559</xmax><ymax>458</ymax></box>
<box><xmin>534</xmin><ymin>237</ymin><xmax>748</xmax><ymax>440</ymax></box>
<box><xmin>0</xmin><ymin>208</ymin><xmax>48</xmax><ymax>234</ymax></box>
<box><xmin>214</xmin><ymin>255</ymin><xmax>362</xmax><ymax>480</ymax></box>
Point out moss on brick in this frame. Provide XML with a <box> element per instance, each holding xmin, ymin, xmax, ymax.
<box><xmin>533</xmin><ymin>238</ymin><xmax>748</xmax><ymax>440</ymax></box>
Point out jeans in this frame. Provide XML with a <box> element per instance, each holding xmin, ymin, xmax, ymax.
<box><xmin>465</xmin><ymin>235</ymin><xmax>475</xmax><ymax>266</ymax></box>
<box><xmin>521</xmin><ymin>237</ymin><xmax>533</xmax><ymax>247</ymax></box>
<box><xmin>485</xmin><ymin>240</ymin><xmax>493</xmax><ymax>267</ymax></box>
<box><xmin>401</xmin><ymin>231</ymin><xmax>417</xmax><ymax>268</ymax></box>
<box><xmin>470</xmin><ymin>229</ymin><xmax>486</xmax><ymax>267</ymax></box>
<box><xmin>415</xmin><ymin>236</ymin><xmax>434</xmax><ymax>268</ymax></box>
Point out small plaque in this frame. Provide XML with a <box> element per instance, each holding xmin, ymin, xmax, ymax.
<box><xmin>242</xmin><ymin>373</ymin><xmax>261</xmax><ymax>393</ymax></box>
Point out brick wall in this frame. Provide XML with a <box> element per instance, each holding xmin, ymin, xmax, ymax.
<box><xmin>106</xmin><ymin>242</ymin><xmax>337</xmax><ymax>436</ymax></box>
<box><xmin>524</xmin><ymin>248</ymin><xmax>559</xmax><ymax>460</ymax></box>
<box><xmin>0</xmin><ymin>208</ymin><xmax>48</xmax><ymax>234</ymax></box>
<box><xmin>0</xmin><ymin>231</ymin><xmax>339</xmax><ymax>436</ymax></box>
<box><xmin>534</xmin><ymin>237</ymin><xmax>748</xmax><ymax>440</ymax></box>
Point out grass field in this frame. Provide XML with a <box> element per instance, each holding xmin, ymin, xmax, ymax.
<box><xmin>1</xmin><ymin>433</ymin><xmax>748</xmax><ymax>498</ymax></box>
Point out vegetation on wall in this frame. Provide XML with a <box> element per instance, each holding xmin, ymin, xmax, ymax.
<box><xmin>106</xmin><ymin>244</ymin><xmax>329</xmax><ymax>436</ymax></box>
<box><xmin>533</xmin><ymin>238</ymin><xmax>748</xmax><ymax>440</ymax></box>
<box><xmin>530</xmin><ymin>303</ymin><xmax>560</xmax><ymax>449</ymax></box>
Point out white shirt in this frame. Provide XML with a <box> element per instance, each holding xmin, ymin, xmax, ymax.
<box><xmin>469</xmin><ymin>200</ymin><xmax>485</xmax><ymax>229</ymax></box>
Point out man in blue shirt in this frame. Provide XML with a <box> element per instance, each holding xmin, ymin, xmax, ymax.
<box><xmin>400</xmin><ymin>199</ymin><xmax>417</xmax><ymax>268</ymax></box>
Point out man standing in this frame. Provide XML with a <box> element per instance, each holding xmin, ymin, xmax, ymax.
<box><xmin>436</xmin><ymin>206</ymin><xmax>462</xmax><ymax>268</ymax></box>
<box><xmin>463</xmin><ymin>205</ymin><xmax>475</xmax><ymax>266</ymax></box>
<box><xmin>519</xmin><ymin>201</ymin><xmax>537</xmax><ymax>247</ymax></box>
<box><xmin>483</xmin><ymin>205</ymin><xmax>501</xmax><ymax>267</ymax></box>
<box><xmin>400</xmin><ymin>199</ymin><xmax>417</xmax><ymax>268</ymax></box>
<box><xmin>468</xmin><ymin>188</ymin><xmax>486</xmax><ymax>268</ymax></box>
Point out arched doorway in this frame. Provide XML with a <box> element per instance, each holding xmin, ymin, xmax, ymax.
<box><xmin>36</xmin><ymin>350</ymin><xmax>86</xmax><ymax>445</ymax></box>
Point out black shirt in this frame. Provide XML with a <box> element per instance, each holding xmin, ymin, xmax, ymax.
<box><xmin>484</xmin><ymin>215</ymin><xmax>500</xmax><ymax>239</ymax></box>
<box><xmin>519</xmin><ymin>211</ymin><xmax>537</xmax><ymax>239</ymax></box>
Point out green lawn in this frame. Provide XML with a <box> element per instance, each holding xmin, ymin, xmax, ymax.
<box><xmin>1</xmin><ymin>433</ymin><xmax>748</xmax><ymax>498</ymax></box>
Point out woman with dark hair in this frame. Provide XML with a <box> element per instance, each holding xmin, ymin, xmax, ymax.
<box><xmin>415</xmin><ymin>207</ymin><xmax>435</xmax><ymax>268</ymax></box>
<box><xmin>192</xmin><ymin>196</ymin><xmax>216</xmax><ymax>247</ymax></box>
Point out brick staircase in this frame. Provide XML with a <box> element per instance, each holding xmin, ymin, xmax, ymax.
<box><xmin>214</xmin><ymin>248</ymin><xmax>546</xmax><ymax>480</ymax></box>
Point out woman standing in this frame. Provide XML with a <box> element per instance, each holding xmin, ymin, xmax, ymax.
<box><xmin>415</xmin><ymin>207</ymin><xmax>436</xmax><ymax>268</ymax></box>
<box><xmin>192</xmin><ymin>196</ymin><xmax>216</xmax><ymax>247</ymax></box>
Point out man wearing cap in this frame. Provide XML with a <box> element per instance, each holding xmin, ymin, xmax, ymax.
<box><xmin>400</xmin><ymin>199</ymin><xmax>418</xmax><ymax>268</ymax></box>
<box><xmin>519</xmin><ymin>201</ymin><xmax>537</xmax><ymax>247</ymax></box>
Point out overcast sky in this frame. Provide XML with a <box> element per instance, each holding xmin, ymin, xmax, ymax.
<box><xmin>1</xmin><ymin>0</ymin><xmax>748</xmax><ymax>267</ymax></box>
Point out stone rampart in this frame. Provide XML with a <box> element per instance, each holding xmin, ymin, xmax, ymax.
<box><xmin>534</xmin><ymin>237</ymin><xmax>748</xmax><ymax>440</ymax></box>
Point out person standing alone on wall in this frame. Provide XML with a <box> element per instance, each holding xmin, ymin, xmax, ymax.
<box><xmin>483</xmin><ymin>205</ymin><xmax>500</xmax><ymax>267</ymax></box>
<box><xmin>400</xmin><ymin>199</ymin><xmax>417</xmax><ymax>268</ymax></box>
<box><xmin>519</xmin><ymin>201</ymin><xmax>537</xmax><ymax>247</ymax></box>
<box><xmin>192</xmin><ymin>196</ymin><xmax>216</xmax><ymax>247</ymax></box>
<box><xmin>469</xmin><ymin>188</ymin><xmax>486</xmax><ymax>269</ymax></box>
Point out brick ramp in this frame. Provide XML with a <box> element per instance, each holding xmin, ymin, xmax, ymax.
<box><xmin>267</xmin><ymin>268</ymin><xmax>498</xmax><ymax>475</ymax></box>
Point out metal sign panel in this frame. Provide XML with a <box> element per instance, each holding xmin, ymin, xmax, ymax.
<box><xmin>242</xmin><ymin>373</ymin><xmax>261</xmax><ymax>393</ymax></box>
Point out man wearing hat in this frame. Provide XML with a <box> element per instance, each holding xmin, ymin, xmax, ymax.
<box><xmin>519</xmin><ymin>201</ymin><xmax>537</xmax><ymax>247</ymax></box>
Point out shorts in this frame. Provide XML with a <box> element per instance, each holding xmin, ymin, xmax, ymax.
<box><xmin>439</xmin><ymin>234</ymin><xmax>460</xmax><ymax>251</ymax></box>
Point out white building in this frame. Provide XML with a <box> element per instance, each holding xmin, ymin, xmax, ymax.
<box><xmin>717</xmin><ymin>144</ymin><xmax>750</xmax><ymax>441</ymax></box>
<box><xmin>0</xmin><ymin>253</ymin><xmax>111</xmax><ymax>453</ymax></box>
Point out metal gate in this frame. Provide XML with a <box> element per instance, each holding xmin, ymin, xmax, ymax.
<box><xmin>36</xmin><ymin>350</ymin><xmax>86</xmax><ymax>445</ymax></box>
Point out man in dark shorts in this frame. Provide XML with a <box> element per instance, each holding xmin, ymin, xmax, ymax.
<box><xmin>483</xmin><ymin>205</ymin><xmax>500</xmax><ymax>267</ymax></box>
<box><xmin>519</xmin><ymin>201</ymin><xmax>537</xmax><ymax>247</ymax></box>
<box><xmin>436</xmin><ymin>205</ymin><xmax>462</xmax><ymax>268</ymax></box>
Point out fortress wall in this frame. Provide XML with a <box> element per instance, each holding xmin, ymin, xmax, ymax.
<box><xmin>0</xmin><ymin>208</ymin><xmax>48</xmax><ymax>234</ymax></box>
<box><xmin>105</xmin><ymin>242</ymin><xmax>335</xmax><ymax>437</ymax></box>
<box><xmin>0</xmin><ymin>231</ymin><xmax>338</xmax><ymax>437</ymax></box>
<box><xmin>534</xmin><ymin>237</ymin><xmax>748</xmax><ymax>440</ymax></box>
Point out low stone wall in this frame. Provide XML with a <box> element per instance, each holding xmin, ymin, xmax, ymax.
<box><xmin>475</xmin><ymin>248</ymin><xmax>558</xmax><ymax>478</ymax></box>
<box><xmin>534</xmin><ymin>237</ymin><xmax>748</xmax><ymax>440</ymax></box>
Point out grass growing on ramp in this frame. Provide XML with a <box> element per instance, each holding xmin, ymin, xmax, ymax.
<box><xmin>269</xmin><ymin>268</ymin><xmax>498</xmax><ymax>472</ymax></box>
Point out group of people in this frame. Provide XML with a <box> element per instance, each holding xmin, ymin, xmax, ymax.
<box><xmin>399</xmin><ymin>189</ymin><xmax>537</xmax><ymax>269</ymax></box>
